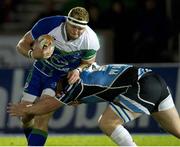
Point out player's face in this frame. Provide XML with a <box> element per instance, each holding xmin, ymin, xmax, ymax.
<box><xmin>66</xmin><ymin>22</ymin><xmax>86</xmax><ymax>40</ymax></box>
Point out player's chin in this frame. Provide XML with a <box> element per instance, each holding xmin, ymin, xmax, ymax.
<box><xmin>70</xmin><ymin>34</ymin><xmax>79</xmax><ymax>40</ymax></box>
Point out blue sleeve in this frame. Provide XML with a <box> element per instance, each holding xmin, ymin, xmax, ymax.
<box><xmin>31</xmin><ymin>16</ymin><xmax>66</xmax><ymax>39</ymax></box>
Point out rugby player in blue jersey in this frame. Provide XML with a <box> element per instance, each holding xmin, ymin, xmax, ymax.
<box><xmin>15</xmin><ymin>7</ymin><xmax>100</xmax><ymax>146</ymax></box>
<box><xmin>8</xmin><ymin>63</ymin><xmax>180</xmax><ymax>146</ymax></box>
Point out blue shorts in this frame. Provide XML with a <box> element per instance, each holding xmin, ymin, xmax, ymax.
<box><xmin>22</xmin><ymin>67</ymin><xmax>65</xmax><ymax>102</ymax></box>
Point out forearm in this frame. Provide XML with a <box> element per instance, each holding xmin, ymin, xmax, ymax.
<box><xmin>77</xmin><ymin>57</ymin><xmax>96</xmax><ymax>71</ymax></box>
<box><xmin>25</xmin><ymin>97</ymin><xmax>62</xmax><ymax>115</ymax></box>
<box><xmin>16</xmin><ymin>31</ymin><xmax>34</xmax><ymax>58</ymax></box>
<box><xmin>16</xmin><ymin>40</ymin><xmax>32</xmax><ymax>58</ymax></box>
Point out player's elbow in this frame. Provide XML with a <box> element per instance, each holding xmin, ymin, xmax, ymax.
<box><xmin>16</xmin><ymin>44</ymin><xmax>21</xmax><ymax>53</ymax></box>
<box><xmin>16</xmin><ymin>41</ymin><xmax>23</xmax><ymax>54</ymax></box>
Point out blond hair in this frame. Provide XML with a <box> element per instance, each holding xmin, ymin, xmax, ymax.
<box><xmin>68</xmin><ymin>7</ymin><xmax>89</xmax><ymax>23</ymax></box>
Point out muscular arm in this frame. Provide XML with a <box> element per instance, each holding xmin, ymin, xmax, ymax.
<box><xmin>7</xmin><ymin>96</ymin><xmax>63</xmax><ymax>117</ymax></box>
<box><xmin>17</xmin><ymin>31</ymin><xmax>54</xmax><ymax>59</ymax></box>
<box><xmin>16</xmin><ymin>31</ymin><xmax>34</xmax><ymax>58</ymax></box>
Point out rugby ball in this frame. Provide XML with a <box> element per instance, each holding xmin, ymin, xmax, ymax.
<box><xmin>37</xmin><ymin>34</ymin><xmax>55</xmax><ymax>49</ymax></box>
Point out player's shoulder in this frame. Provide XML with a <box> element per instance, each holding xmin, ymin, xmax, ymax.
<box><xmin>82</xmin><ymin>26</ymin><xmax>100</xmax><ymax>50</ymax></box>
<box><xmin>31</xmin><ymin>15</ymin><xmax>66</xmax><ymax>39</ymax></box>
<box><xmin>37</xmin><ymin>15</ymin><xmax>66</xmax><ymax>25</ymax></box>
<box><xmin>85</xmin><ymin>26</ymin><xmax>98</xmax><ymax>38</ymax></box>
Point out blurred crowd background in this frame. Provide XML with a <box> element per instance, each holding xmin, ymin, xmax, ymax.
<box><xmin>0</xmin><ymin>0</ymin><xmax>179</xmax><ymax>66</ymax></box>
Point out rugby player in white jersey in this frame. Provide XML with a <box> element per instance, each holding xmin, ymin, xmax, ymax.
<box><xmin>8</xmin><ymin>63</ymin><xmax>180</xmax><ymax>146</ymax></box>
<box><xmin>15</xmin><ymin>7</ymin><xmax>100</xmax><ymax>146</ymax></box>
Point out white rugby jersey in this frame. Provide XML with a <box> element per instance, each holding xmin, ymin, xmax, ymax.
<box><xmin>30</xmin><ymin>16</ymin><xmax>100</xmax><ymax>77</ymax></box>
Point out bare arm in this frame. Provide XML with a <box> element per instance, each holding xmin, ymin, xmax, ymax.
<box><xmin>17</xmin><ymin>32</ymin><xmax>54</xmax><ymax>59</ymax></box>
<box><xmin>7</xmin><ymin>96</ymin><xmax>63</xmax><ymax>117</ymax></box>
<box><xmin>16</xmin><ymin>31</ymin><xmax>34</xmax><ymax>58</ymax></box>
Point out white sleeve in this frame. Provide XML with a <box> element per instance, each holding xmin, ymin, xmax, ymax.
<box><xmin>83</xmin><ymin>26</ymin><xmax>100</xmax><ymax>51</ymax></box>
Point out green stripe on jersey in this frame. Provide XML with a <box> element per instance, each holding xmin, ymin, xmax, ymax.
<box><xmin>81</xmin><ymin>49</ymin><xmax>96</xmax><ymax>60</ymax></box>
<box><xmin>55</xmin><ymin>47</ymin><xmax>97</xmax><ymax>60</ymax></box>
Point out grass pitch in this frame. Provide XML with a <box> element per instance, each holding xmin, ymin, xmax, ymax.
<box><xmin>0</xmin><ymin>134</ymin><xmax>179</xmax><ymax>146</ymax></box>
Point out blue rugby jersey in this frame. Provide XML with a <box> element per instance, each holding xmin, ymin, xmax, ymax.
<box><xmin>55</xmin><ymin>63</ymin><xmax>174</xmax><ymax>120</ymax></box>
<box><xmin>56</xmin><ymin>63</ymin><xmax>152</xmax><ymax>104</ymax></box>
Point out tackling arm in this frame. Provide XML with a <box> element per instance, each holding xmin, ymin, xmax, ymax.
<box><xmin>7</xmin><ymin>96</ymin><xmax>63</xmax><ymax>117</ymax></box>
